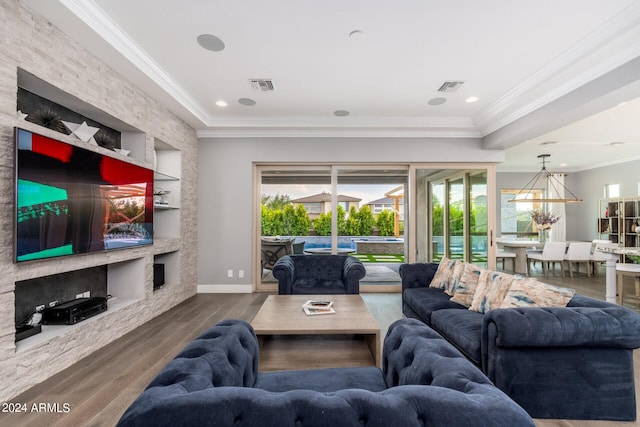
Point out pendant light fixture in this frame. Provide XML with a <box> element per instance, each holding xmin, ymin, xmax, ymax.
<box><xmin>509</xmin><ymin>154</ymin><xmax>582</xmax><ymax>203</ymax></box>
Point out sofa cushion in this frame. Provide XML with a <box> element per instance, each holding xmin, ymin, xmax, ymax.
<box><xmin>403</xmin><ymin>287</ymin><xmax>466</xmax><ymax>326</ymax></box>
<box><xmin>469</xmin><ymin>270</ymin><xmax>515</xmax><ymax>313</ymax></box>
<box><xmin>450</xmin><ymin>263</ymin><xmax>482</xmax><ymax>307</ymax></box>
<box><xmin>292</xmin><ymin>278</ymin><xmax>346</xmax><ymax>294</ymax></box>
<box><xmin>255</xmin><ymin>366</ymin><xmax>387</xmax><ymax>393</ymax></box>
<box><xmin>501</xmin><ymin>279</ymin><xmax>575</xmax><ymax>308</ymax></box>
<box><xmin>445</xmin><ymin>261</ymin><xmax>467</xmax><ymax>296</ymax></box>
<box><xmin>431</xmin><ymin>309</ymin><xmax>484</xmax><ymax>366</ymax></box>
<box><xmin>430</xmin><ymin>257</ymin><xmax>460</xmax><ymax>293</ymax></box>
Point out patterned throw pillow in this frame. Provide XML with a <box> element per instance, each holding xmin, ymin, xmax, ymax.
<box><xmin>500</xmin><ymin>279</ymin><xmax>575</xmax><ymax>308</ymax></box>
<box><xmin>469</xmin><ymin>270</ymin><xmax>515</xmax><ymax>313</ymax></box>
<box><xmin>445</xmin><ymin>261</ymin><xmax>467</xmax><ymax>296</ymax></box>
<box><xmin>430</xmin><ymin>257</ymin><xmax>457</xmax><ymax>291</ymax></box>
<box><xmin>450</xmin><ymin>263</ymin><xmax>482</xmax><ymax>307</ymax></box>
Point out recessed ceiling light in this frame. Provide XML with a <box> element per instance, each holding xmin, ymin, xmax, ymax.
<box><xmin>334</xmin><ymin>110</ymin><xmax>350</xmax><ymax>117</ymax></box>
<box><xmin>197</xmin><ymin>34</ymin><xmax>225</xmax><ymax>52</ymax></box>
<box><xmin>465</xmin><ymin>96</ymin><xmax>479</xmax><ymax>103</ymax></box>
<box><xmin>539</xmin><ymin>141</ymin><xmax>558</xmax><ymax>145</ymax></box>
<box><xmin>215</xmin><ymin>100</ymin><xmax>228</xmax><ymax>107</ymax></box>
<box><xmin>349</xmin><ymin>30</ymin><xmax>364</xmax><ymax>39</ymax></box>
<box><xmin>609</xmin><ymin>141</ymin><xmax>625</xmax><ymax>146</ymax></box>
<box><xmin>559</xmin><ymin>163</ymin><xmax>568</xmax><ymax>167</ymax></box>
<box><xmin>238</xmin><ymin>98</ymin><xmax>256</xmax><ymax>106</ymax></box>
<box><xmin>428</xmin><ymin>97</ymin><xmax>447</xmax><ymax>106</ymax></box>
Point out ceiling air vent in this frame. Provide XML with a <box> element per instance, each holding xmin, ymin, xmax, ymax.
<box><xmin>437</xmin><ymin>81</ymin><xmax>465</xmax><ymax>92</ymax></box>
<box><xmin>250</xmin><ymin>79</ymin><xmax>275</xmax><ymax>92</ymax></box>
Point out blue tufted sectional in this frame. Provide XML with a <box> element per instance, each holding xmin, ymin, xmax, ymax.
<box><xmin>117</xmin><ymin>318</ymin><xmax>534</xmax><ymax>427</ymax></box>
<box><xmin>400</xmin><ymin>262</ymin><xmax>640</xmax><ymax>421</ymax></box>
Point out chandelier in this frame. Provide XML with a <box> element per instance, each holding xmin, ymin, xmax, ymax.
<box><xmin>509</xmin><ymin>154</ymin><xmax>582</xmax><ymax>203</ymax></box>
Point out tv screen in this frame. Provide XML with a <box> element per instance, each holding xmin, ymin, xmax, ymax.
<box><xmin>14</xmin><ymin>128</ymin><xmax>154</xmax><ymax>262</ymax></box>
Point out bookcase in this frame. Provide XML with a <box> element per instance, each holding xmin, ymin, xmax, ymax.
<box><xmin>598</xmin><ymin>198</ymin><xmax>640</xmax><ymax>248</ymax></box>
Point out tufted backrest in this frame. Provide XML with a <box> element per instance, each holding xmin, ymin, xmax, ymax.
<box><xmin>382</xmin><ymin>318</ymin><xmax>491</xmax><ymax>388</ymax></box>
<box><xmin>399</xmin><ymin>262</ymin><xmax>439</xmax><ymax>292</ymax></box>
<box><xmin>146</xmin><ymin>319</ymin><xmax>259</xmax><ymax>392</ymax></box>
<box><xmin>290</xmin><ymin>254</ymin><xmax>349</xmax><ymax>279</ymax></box>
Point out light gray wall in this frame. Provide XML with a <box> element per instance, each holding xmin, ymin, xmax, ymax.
<box><xmin>198</xmin><ymin>137</ymin><xmax>503</xmax><ymax>288</ymax></box>
<box><xmin>496</xmin><ymin>161</ymin><xmax>640</xmax><ymax>242</ymax></box>
<box><xmin>572</xmin><ymin>160</ymin><xmax>640</xmax><ymax>240</ymax></box>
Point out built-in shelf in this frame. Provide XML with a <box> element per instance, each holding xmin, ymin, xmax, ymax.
<box><xmin>153</xmin><ymin>138</ymin><xmax>182</xmax><ymax>239</ymax></box>
<box><xmin>15</xmin><ymin>297</ymin><xmax>138</xmax><ymax>353</ymax></box>
<box><xmin>153</xmin><ymin>251</ymin><xmax>180</xmax><ymax>292</ymax></box>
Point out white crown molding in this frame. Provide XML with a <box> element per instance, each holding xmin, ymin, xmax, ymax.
<box><xmin>60</xmin><ymin>0</ymin><xmax>211</xmax><ymax>124</ymax></box>
<box><xmin>197</xmin><ymin>115</ymin><xmax>482</xmax><ymax>138</ymax></box>
<box><xmin>474</xmin><ymin>2</ymin><xmax>640</xmax><ymax>136</ymax></box>
<box><xmin>197</xmin><ymin>127</ymin><xmax>483</xmax><ymax>139</ymax></box>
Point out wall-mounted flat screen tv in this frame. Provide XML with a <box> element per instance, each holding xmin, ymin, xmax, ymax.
<box><xmin>14</xmin><ymin>128</ymin><xmax>154</xmax><ymax>262</ymax></box>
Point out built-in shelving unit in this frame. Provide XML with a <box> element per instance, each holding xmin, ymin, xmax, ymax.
<box><xmin>12</xmin><ymin>72</ymin><xmax>185</xmax><ymax>347</ymax></box>
<box><xmin>598</xmin><ymin>197</ymin><xmax>640</xmax><ymax>248</ymax></box>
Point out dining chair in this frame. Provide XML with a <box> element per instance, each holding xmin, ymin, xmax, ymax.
<box><xmin>496</xmin><ymin>250</ymin><xmax>516</xmax><ymax>272</ymax></box>
<box><xmin>526</xmin><ymin>241</ymin><xmax>566</xmax><ymax>277</ymax></box>
<box><xmin>564</xmin><ymin>242</ymin><xmax>593</xmax><ymax>277</ymax></box>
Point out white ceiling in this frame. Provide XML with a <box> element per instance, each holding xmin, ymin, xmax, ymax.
<box><xmin>22</xmin><ymin>0</ymin><xmax>640</xmax><ymax>172</ymax></box>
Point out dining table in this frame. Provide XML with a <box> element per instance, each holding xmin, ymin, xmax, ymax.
<box><xmin>496</xmin><ymin>238</ymin><xmax>543</xmax><ymax>275</ymax></box>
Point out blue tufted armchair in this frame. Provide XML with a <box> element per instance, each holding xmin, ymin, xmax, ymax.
<box><xmin>273</xmin><ymin>254</ymin><xmax>366</xmax><ymax>294</ymax></box>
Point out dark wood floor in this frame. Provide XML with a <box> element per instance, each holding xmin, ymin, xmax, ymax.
<box><xmin>1</xmin><ymin>264</ymin><xmax>638</xmax><ymax>427</ymax></box>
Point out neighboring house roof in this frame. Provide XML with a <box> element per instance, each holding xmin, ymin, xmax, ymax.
<box><xmin>367</xmin><ymin>197</ymin><xmax>403</xmax><ymax>205</ymax></box>
<box><xmin>291</xmin><ymin>192</ymin><xmax>361</xmax><ymax>203</ymax></box>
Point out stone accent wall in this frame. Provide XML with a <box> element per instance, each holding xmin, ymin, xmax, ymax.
<box><xmin>0</xmin><ymin>0</ymin><xmax>198</xmax><ymax>400</ymax></box>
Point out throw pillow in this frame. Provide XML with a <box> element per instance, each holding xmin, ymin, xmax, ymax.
<box><xmin>469</xmin><ymin>270</ymin><xmax>515</xmax><ymax>313</ymax></box>
<box><xmin>445</xmin><ymin>261</ymin><xmax>467</xmax><ymax>296</ymax></box>
<box><xmin>430</xmin><ymin>257</ymin><xmax>457</xmax><ymax>291</ymax></box>
<box><xmin>450</xmin><ymin>263</ymin><xmax>482</xmax><ymax>307</ymax></box>
<box><xmin>500</xmin><ymin>279</ymin><xmax>575</xmax><ymax>308</ymax></box>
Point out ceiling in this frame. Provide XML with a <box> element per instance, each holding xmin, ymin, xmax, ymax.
<box><xmin>22</xmin><ymin>0</ymin><xmax>640</xmax><ymax>172</ymax></box>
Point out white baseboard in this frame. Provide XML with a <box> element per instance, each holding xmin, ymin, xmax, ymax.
<box><xmin>197</xmin><ymin>284</ymin><xmax>253</xmax><ymax>293</ymax></box>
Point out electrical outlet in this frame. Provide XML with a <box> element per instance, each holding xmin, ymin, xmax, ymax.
<box><xmin>83</xmin><ymin>291</ymin><xmax>90</xmax><ymax>298</ymax></box>
<box><xmin>76</xmin><ymin>293</ymin><xmax>84</xmax><ymax>299</ymax></box>
<box><xmin>238</xmin><ymin>270</ymin><xmax>244</xmax><ymax>278</ymax></box>
<box><xmin>227</xmin><ymin>269</ymin><xmax>233</xmax><ymax>278</ymax></box>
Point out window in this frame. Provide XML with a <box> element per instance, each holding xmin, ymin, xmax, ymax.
<box><xmin>606</xmin><ymin>184</ymin><xmax>620</xmax><ymax>199</ymax></box>
<box><xmin>500</xmin><ymin>189</ymin><xmax>543</xmax><ymax>237</ymax></box>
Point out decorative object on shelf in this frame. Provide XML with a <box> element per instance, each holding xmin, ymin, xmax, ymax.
<box><xmin>635</xmin><ymin>219</ymin><xmax>640</xmax><ymax>234</ymax></box>
<box><xmin>29</xmin><ymin>107</ymin><xmax>67</xmax><ymax>133</ymax></box>
<box><xmin>94</xmin><ymin>130</ymin><xmax>117</xmax><ymax>150</ymax></box>
<box><xmin>62</xmin><ymin>120</ymin><xmax>100</xmax><ymax>143</ymax></box>
<box><xmin>114</xmin><ymin>148</ymin><xmax>131</xmax><ymax>157</ymax></box>
<box><xmin>509</xmin><ymin>154</ymin><xmax>582</xmax><ymax>203</ymax></box>
<box><xmin>17</xmin><ymin>109</ymin><xmax>28</xmax><ymax>120</ymax></box>
<box><xmin>154</xmin><ymin>188</ymin><xmax>170</xmax><ymax>206</ymax></box>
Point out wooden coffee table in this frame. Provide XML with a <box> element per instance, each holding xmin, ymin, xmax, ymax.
<box><xmin>250</xmin><ymin>294</ymin><xmax>381</xmax><ymax>371</ymax></box>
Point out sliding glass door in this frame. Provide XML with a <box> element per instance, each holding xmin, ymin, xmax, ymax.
<box><xmin>256</xmin><ymin>163</ymin><xmax>495</xmax><ymax>291</ymax></box>
<box><xmin>257</xmin><ymin>165</ymin><xmax>408</xmax><ymax>291</ymax></box>
<box><xmin>412</xmin><ymin>166</ymin><xmax>493</xmax><ymax>268</ymax></box>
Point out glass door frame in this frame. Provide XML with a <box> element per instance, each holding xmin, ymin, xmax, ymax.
<box><xmin>407</xmin><ymin>163</ymin><xmax>496</xmax><ymax>268</ymax></box>
<box><xmin>255</xmin><ymin>163</ymin><xmax>410</xmax><ymax>292</ymax></box>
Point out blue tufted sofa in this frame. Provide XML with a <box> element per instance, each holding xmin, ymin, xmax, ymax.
<box><xmin>117</xmin><ymin>318</ymin><xmax>534</xmax><ymax>427</ymax></box>
<box><xmin>273</xmin><ymin>254</ymin><xmax>366</xmax><ymax>294</ymax></box>
<box><xmin>400</xmin><ymin>262</ymin><xmax>640</xmax><ymax>421</ymax></box>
